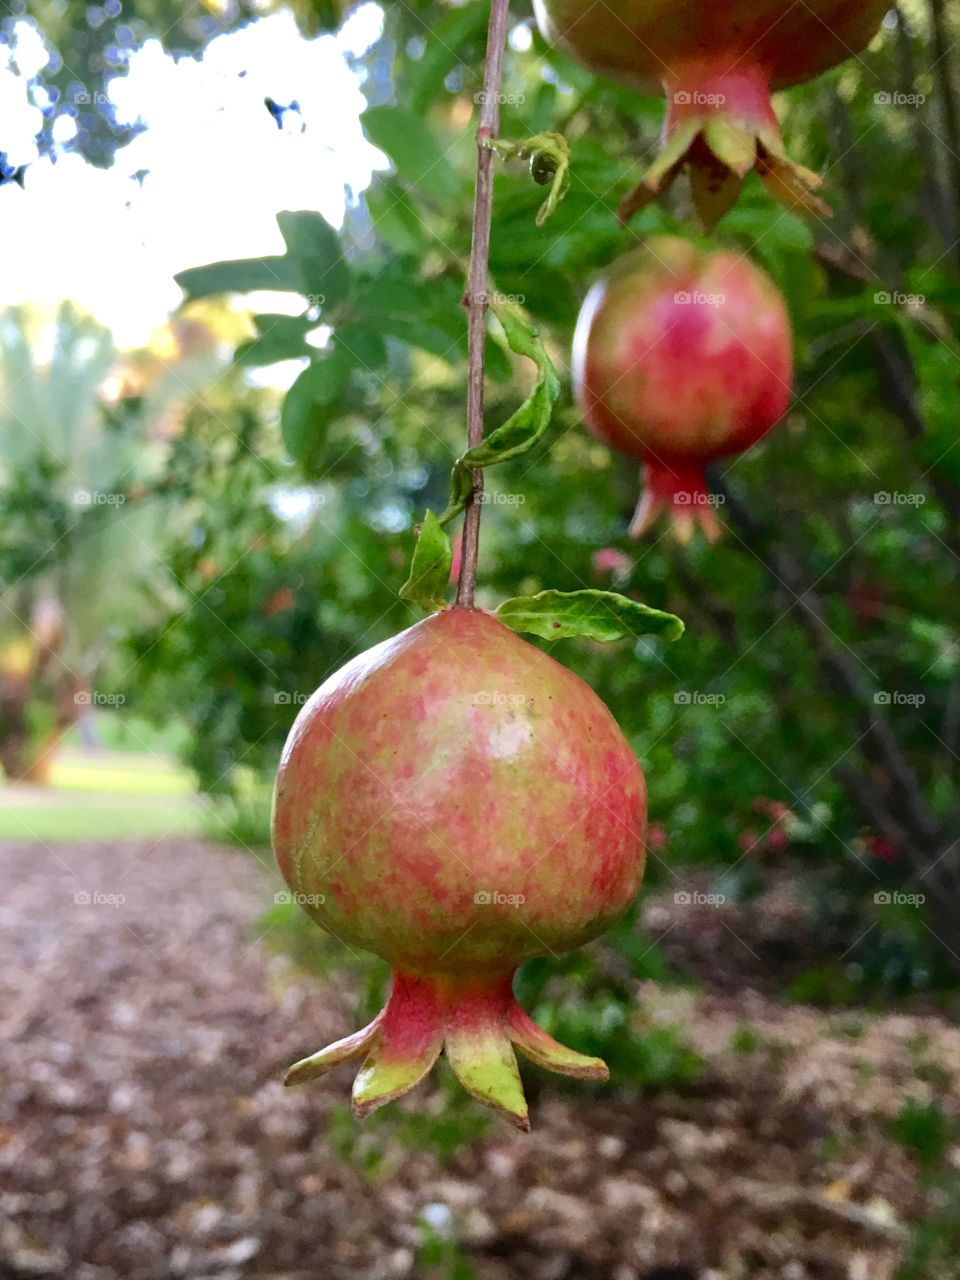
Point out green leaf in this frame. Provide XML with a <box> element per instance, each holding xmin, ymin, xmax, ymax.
<box><xmin>281</xmin><ymin>352</ymin><xmax>350</xmax><ymax>467</ymax></box>
<box><xmin>354</xmin><ymin>266</ymin><xmax>467</xmax><ymax>362</ymax></box>
<box><xmin>496</xmin><ymin>590</ymin><xmax>685</xmax><ymax>644</ymax></box>
<box><xmin>362</xmin><ymin>105</ymin><xmax>462</xmax><ymax>204</ymax></box>
<box><xmin>399</xmin><ymin>510</ymin><xmax>453</xmax><ymax>613</ymax></box>
<box><xmin>407</xmin><ymin>4</ymin><xmax>489</xmax><ymax>114</ymax></box>
<box><xmin>438</xmin><ymin>303</ymin><xmax>561</xmax><ymax>524</ymax></box>
<box><xmin>174</xmin><ymin>255</ymin><xmax>302</xmax><ymax>302</ymax></box>
<box><xmin>234</xmin><ymin>313</ymin><xmax>314</xmax><ymax>367</ymax></box>
<box><xmin>334</xmin><ymin>322</ymin><xmax>388</xmax><ymax>371</ymax></box>
<box><xmin>277</xmin><ymin>210</ymin><xmax>351</xmax><ymax>307</ymax></box>
<box><xmin>365</xmin><ymin>177</ymin><xmax>427</xmax><ymax>254</ymax></box>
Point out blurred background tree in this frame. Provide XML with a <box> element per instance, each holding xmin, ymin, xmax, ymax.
<box><xmin>0</xmin><ymin>301</ymin><xmax>248</xmax><ymax>779</ymax></box>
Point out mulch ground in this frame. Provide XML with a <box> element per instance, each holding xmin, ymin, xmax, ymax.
<box><xmin>1</xmin><ymin>838</ymin><xmax>957</xmax><ymax>1280</ymax></box>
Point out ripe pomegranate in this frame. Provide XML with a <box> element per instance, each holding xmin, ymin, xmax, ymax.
<box><xmin>533</xmin><ymin>0</ymin><xmax>887</xmax><ymax>226</ymax></box>
<box><xmin>573</xmin><ymin>237</ymin><xmax>792</xmax><ymax>541</ymax></box>
<box><xmin>273</xmin><ymin>606</ymin><xmax>646</xmax><ymax>1128</ymax></box>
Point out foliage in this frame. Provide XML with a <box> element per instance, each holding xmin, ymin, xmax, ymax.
<box><xmin>141</xmin><ymin>0</ymin><xmax>960</xmax><ymax>997</ymax></box>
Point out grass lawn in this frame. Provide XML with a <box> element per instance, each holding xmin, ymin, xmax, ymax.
<box><xmin>0</xmin><ymin>748</ymin><xmax>205</xmax><ymax>842</ymax></box>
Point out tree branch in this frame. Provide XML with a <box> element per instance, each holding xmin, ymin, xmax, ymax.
<box><xmin>456</xmin><ymin>0</ymin><xmax>511</xmax><ymax>610</ymax></box>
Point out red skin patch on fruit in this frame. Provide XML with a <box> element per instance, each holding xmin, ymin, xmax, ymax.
<box><xmin>533</xmin><ymin>0</ymin><xmax>888</xmax><ymax>96</ymax></box>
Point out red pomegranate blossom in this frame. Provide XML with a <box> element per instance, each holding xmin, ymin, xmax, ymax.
<box><xmin>273</xmin><ymin>607</ymin><xmax>647</xmax><ymax>1128</ymax></box>
<box><xmin>573</xmin><ymin>237</ymin><xmax>793</xmax><ymax>541</ymax></box>
<box><xmin>533</xmin><ymin>0</ymin><xmax>888</xmax><ymax>227</ymax></box>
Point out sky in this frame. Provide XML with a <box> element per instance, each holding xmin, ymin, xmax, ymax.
<box><xmin>0</xmin><ymin>5</ymin><xmax>386</xmax><ymax>347</ymax></box>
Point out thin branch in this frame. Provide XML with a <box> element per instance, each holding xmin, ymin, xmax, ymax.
<box><xmin>928</xmin><ymin>0</ymin><xmax>960</xmax><ymax>265</ymax></box>
<box><xmin>456</xmin><ymin>0</ymin><xmax>511</xmax><ymax>609</ymax></box>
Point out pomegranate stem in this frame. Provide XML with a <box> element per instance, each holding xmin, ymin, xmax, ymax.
<box><xmin>456</xmin><ymin>0</ymin><xmax>511</xmax><ymax>610</ymax></box>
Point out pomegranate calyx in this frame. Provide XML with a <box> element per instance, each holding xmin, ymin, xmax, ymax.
<box><xmin>630</xmin><ymin>460</ymin><xmax>722</xmax><ymax>544</ymax></box>
<box><xmin>284</xmin><ymin>969</ymin><xmax>609</xmax><ymax>1129</ymax></box>
<box><xmin>619</xmin><ymin>71</ymin><xmax>832</xmax><ymax>229</ymax></box>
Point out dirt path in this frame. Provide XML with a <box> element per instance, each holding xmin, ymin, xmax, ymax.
<box><xmin>0</xmin><ymin>839</ymin><xmax>954</xmax><ymax>1280</ymax></box>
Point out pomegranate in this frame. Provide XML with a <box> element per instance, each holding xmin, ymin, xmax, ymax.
<box><xmin>273</xmin><ymin>606</ymin><xmax>646</xmax><ymax>1128</ymax></box>
<box><xmin>573</xmin><ymin>237</ymin><xmax>792</xmax><ymax>541</ymax></box>
<box><xmin>533</xmin><ymin>0</ymin><xmax>887</xmax><ymax>226</ymax></box>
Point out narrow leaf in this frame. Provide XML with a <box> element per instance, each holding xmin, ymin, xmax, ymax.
<box><xmin>496</xmin><ymin>589</ymin><xmax>684</xmax><ymax>643</ymax></box>
<box><xmin>175</xmin><ymin>255</ymin><xmax>301</xmax><ymax>302</ymax></box>
<box><xmin>399</xmin><ymin>510</ymin><xmax>452</xmax><ymax>613</ymax></box>
<box><xmin>438</xmin><ymin>303</ymin><xmax>561</xmax><ymax>525</ymax></box>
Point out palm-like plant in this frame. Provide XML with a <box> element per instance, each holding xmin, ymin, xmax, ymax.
<box><xmin>0</xmin><ymin>302</ymin><xmax>214</xmax><ymax>781</ymax></box>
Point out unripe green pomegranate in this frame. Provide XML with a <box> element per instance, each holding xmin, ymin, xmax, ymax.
<box><xmin>573</xmin><ymin>238</ymin><xmax>792</xmax><ymax>540</ymax></box>
<box><xmin>273</xmin><ymin>607</ymin><xmax>647</xmax><ymax>1128</ymax></box>
<box><xmin>533</xmin><ymin>0</ymin><xmax>887</xmax><ymax>226</ymax></box>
